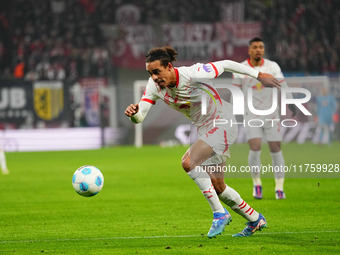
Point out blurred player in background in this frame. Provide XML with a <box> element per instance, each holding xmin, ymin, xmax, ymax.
<box><xmin>232</xmin><ymin>37</ymin><xmax>296</xmax><ymax>200</ymax></box>
<box><xmin>125</xmin><ymin>46</ymin><xmax>281</xmax><ymax>238</ymax></box>
<box><xmin>316</xmin><ymin>87</ymin><xmax>337</xmax><ymax>145</ymax></box>
<box><xmin>0</xmin><ymin>139</ymin><xmax>9</xmax><ymax>175</ymax></box>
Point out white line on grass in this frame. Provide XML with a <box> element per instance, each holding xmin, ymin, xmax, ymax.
<box><xmin>1</xmin><ymin>230</ymin><xmax>339</xmax><ymax>244</ymax></box>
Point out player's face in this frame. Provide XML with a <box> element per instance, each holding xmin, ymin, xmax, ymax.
<box><xmin>248</xmin><ymin>41</ymin><xmax>265</xmax><ymax>61</ymax></box>
<box><xmin>146</xmin><ymin>60</ymin><xmax>175</xmax><ymax>88</ymax></box>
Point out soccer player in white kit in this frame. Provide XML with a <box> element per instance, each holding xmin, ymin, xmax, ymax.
<box><xmin>0</xmin><ymin>138</ymin><xmax>9</xmax><ymax>175</ymax></box>
<box><xmin>125</xmin><ymin>46</ymin><xmax>281</xmax><ymax>237</ymax></box>
<box><xmin>232</xmin><ymin>38</ymin><xmax>296</xmax><ymax>200</ymax></box>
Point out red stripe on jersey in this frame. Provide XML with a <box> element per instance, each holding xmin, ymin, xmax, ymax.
<box><xmin>141</xmin><ymin>98</ymin><xmax>156</xmax><ymax>105</ymax></box>
<box><xmin>232</xmin><ymin>83</ymin><xmax>242</xmax><ymax>87</ymax></box>
<box><xmin>174</xmin><ymin>68</ymin><xmax>179</xmax><ymax>88</ymax></box>
<box><xmin>223</xmin><ymin>130</ymin><xmax>229</xmax><ymax>154</ymax></box>
<box><xmin>247</xmin><ymin>58</ymin><xmax>264</xmax><ymax>67</ymax></box>
<box><xmin>209</xmin><ymin>62</ymin><xmax>219</xmax><ymax>78</ymax></box>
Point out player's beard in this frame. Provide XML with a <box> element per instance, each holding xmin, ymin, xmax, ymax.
<box><xmin>254</xmin><ymin>53</ymin><xmax>263</xmax><ymax>62</ymax></box>
<box><xmin>254</xmin><ymin>56</ymin><xmax>262</xmax><ymax>62</ymax></box>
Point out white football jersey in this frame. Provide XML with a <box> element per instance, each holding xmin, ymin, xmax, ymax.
<box><xmin>232</xmin><ymin>58</ymin><xmax>288</xmax><ymax>119</ymax></box>
<box><xmin>141</xmin><ymin>62</ymin><xmax>234</xmax><ymax>131</ymax></box>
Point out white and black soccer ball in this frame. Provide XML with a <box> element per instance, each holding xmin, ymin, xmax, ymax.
<box><xmin>72</xmin><ymin>165</ymin><xmax>104</xmax><ymax>197</ymax></box>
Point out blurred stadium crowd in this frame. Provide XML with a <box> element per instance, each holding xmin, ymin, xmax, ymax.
<box><xmin>0</xmin><ymin>0</ymin><xmax>339</xmax><ymax>81</ymax></box>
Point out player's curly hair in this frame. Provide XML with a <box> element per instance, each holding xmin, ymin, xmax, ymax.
<box><xmin>145</xmin><ymin>46</ymin><xmax>178</xmax><ymax>67</ymax></box>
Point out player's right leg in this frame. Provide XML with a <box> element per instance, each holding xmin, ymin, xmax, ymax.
<box><xmin>268</xmin><ymin>141</ymin><xmax>285</xmax><ymax>199</ymax></box>
<box><xmin>248</xmin><ymin>138</ymin><xmax>262</xmax><ymax>199</ymax></box>
<box><xmin>182</xmin><ymin>141</ymin><xmax>230</xmax><ymax>238</ymax></box>
<box><xmin>205</xmin><ymin>162</ymin><xmax>233</xmax><ymax>238</ymax></box>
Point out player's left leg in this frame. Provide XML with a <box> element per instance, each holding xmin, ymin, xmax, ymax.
<box><xmin>208</xmin><ymin>163</ymin><xmax>267</xmax><ymax>237</ymax></box>
<box><xmin>268</xmin><ymin>141</ymin><xmax>285</xmax><ymax>199</ymax></box>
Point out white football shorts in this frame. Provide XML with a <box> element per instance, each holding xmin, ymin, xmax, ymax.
<box><xmin>199</xmin><ymin>122</ymin><xmax>238</xmax><ymax>165</ymax></box>
<box><xmin>245</xmin><ymin>117</ymin><xmax>282</xmax><ymax>142</ymax></box>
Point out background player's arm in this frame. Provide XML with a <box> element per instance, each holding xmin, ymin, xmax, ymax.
<box><xmin>272</xmin><ymin>62</ymin><xmax>289</xmax><ymax>89</ymax></box>
<box><xmin>272</xmin><ymin>62</ymin><xmax>296</xmax><ymax>116</ymax></box>
<box><xmin>125</xmin><ymin>101</ymin><xmax>152</xmax><ymax>124</ymax></box>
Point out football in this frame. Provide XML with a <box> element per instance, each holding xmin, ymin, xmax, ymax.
<box><xmin>72</xmin><ymin>165</ymin><xmax>104</xmax><ymax>197</ymax></box>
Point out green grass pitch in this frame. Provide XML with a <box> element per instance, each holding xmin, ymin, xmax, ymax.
<box><xmin>0</xmin><ymin>142</ymin><xmax>339</xmax><ymax>254</ymax></box>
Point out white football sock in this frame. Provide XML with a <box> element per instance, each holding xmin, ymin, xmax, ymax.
<box><xmin>275</xmin><ymin>178</ymin><xmax>284</xmax><ymax>191</ymax></box>
<box><xmin>0</xmin><ymin>150</ymin><xmax>8</xmax><ymax>171</ymax></box>
<box><xmin>218</xmin><ymin>186</ymin><xmax>259</xmax><ymax>222</ymax></box>
<box><xmin>271</xmin><ymin>151</ymin><xmax>285</xmax><ymax>190</ymax></box>
<box><xmin>188</xmin><ymin>167</ymin><xmax>225</xmax><ymax>214</ymax></box>
<box><xmin>248</xmin><ymin>150</ymin><xmax>262</xmax><ymax>186</ymax></box>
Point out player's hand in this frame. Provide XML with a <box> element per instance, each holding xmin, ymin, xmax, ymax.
<box><xmin>257</xmin><ymin>72</ymin><xmax>281</xmax><ymax>89</ymax></box>
<box><xmin>288</xmin><ymin>104</ymin><xmax>297</xmax><ymax>117</ymax></box>
<box><xmin>125</xmin><ymin>104</ymin><xmax>139</xmax><ymax>117</ymax></box>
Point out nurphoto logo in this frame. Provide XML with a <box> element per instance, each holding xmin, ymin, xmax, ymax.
<box><xmin>199</xmin><ymin>83</ymin><xmax>312</xmax><ymax>128</ymax></box>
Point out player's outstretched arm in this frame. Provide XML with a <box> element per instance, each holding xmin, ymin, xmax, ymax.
<box><xmin>212</xmin><ymin>60</ymin><xmax>280</xmax><ymax>89</ymax></box>
<box><xmin>125</xmin><ymin>104</ymin><xmax>139</xmax><ymax>117</ymax></box>
<box><xmin>257</xmin><ymin>72</ymin><xmax>281</xmax><ymax>89</ymax></box>
<box><xmin>213</xmin><ymin>60</ymin><xmax>259</xmax><ymax>78</ymax></box>
<box><xmin>125</xmin><ymin>101</ymin><xmax>152</xmax><ymax>124</ymax></box>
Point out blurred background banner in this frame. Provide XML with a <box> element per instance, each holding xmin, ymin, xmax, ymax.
<box><xmin>0</xmin><ymin>80</ymin><xmax>71</xmax><ymax>129</ymax></box>
<box><xmin>33</xmin><ymin>81</ymin><xmax>64</xmax><ymax>121</ymax></box>
<box><xmin>107</xmin><ymin>22</ymin><xmax>261</xmax><ymax>68</ymax></box>
<box><xmin>75</xmin><ymin>78</ymin><xmax>108</xmax><ymax>127</ymax></box>
<box><xmin>0</xmin><ymin>81</ymin><xmax>33</xmax><ymax>129</ymax></box>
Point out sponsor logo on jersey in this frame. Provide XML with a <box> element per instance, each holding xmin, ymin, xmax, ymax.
<box><xmin>203</xmin><ymin>64</ymin><xmax>212</xmax><ymax>73</ymax></box>
<box><xmin>252</xmin><ymin>82</ymin><xmax>264</xmax><ymax>91</ymax></box>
